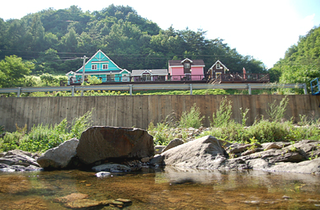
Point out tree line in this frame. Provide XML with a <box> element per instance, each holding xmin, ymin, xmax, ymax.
<box><xmin>0</xmin><ymin>4</ymin><xmax>266</xmax><ymax>78</ymax></box>
<box><xmin>270</xmin><ymin>26</ymin><xmax>320</xmax><ymax>86</ymax></box>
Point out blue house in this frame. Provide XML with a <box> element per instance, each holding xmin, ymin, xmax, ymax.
<box><xmin>66</xmin><ymin>50</ymin><xmax>130</xmax><ymax>84</ymax></box>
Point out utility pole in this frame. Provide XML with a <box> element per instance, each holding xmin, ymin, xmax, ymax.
<box><xmin>81</xmin><ymin>55</ymin><xmax>87</xmax><ymax>84</ymax></box>
<box><xmin>81</xmin><ymin>55</ymin><xmax>87</xmax><ymax>96</ymax></box>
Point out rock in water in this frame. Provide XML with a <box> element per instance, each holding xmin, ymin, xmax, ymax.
<box><xmin>37</xmin><ymin>138</ymin><xmax>79</xmax><ymax>169</ymax></box>
<box><xmin>162</xmin><ymin>135</ymin><xmax>228</xmax><ymax>169</ymax></box>
<box><xmin>76</xmin><ymin>126</ymin><xmax>154</xmax><ymax>165</ymax></box>
<box><xmin>92</xmin><ymin>163</ymin><xmax>131</xmax><ymax>172</ymax></box>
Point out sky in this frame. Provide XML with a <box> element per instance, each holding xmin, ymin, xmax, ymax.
<box><xmin>1</xmin><ymin>0</ymin><xmax>320</xmax><ymax>68</ymax></box>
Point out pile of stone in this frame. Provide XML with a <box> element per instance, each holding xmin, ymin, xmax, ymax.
<box><xmin>151</xmin><ymin>136</ymin><xmax>320</xmax><ymax>175</ymax></box>
<box><xmin>0</xmin><ymin>150</ymin><xmax>40</xmax><ymax>172</ymax></box>
<box><xmin>1</xmin><ymin>126</ymin><xmax>320</xmax><ymax>175</ymax></box>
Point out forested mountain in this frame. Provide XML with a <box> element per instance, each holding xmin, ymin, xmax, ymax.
<box><xmin>271</xmin><ymin>26</ymin><xmax>320</xmax><ymax>84</ymax></box>
<box><xmin>0</xmin><ymin>5</ymin><xmax>266</xmax><ymax>75</ymax></box>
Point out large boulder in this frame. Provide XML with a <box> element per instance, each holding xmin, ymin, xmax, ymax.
<box><xmin>37</xmin><ymin>138</ymin><xmax>79</xmax><ymax>169</ymax></box>
<box><xmin>161</xmin><ymin>135</ymin><xmax>228</xmax><ymax>169</ymax></box>
<box><xmin>76</xmin><ymin>126</ymin><xmax>154</xmax><ymax>165</ymax></box>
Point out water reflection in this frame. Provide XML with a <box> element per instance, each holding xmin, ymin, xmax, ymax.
<box><xmin>0</xmin><ymin>168</ymin><xmax>320</xmax><ymax>209</ymax></box>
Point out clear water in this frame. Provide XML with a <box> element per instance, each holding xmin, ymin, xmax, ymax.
<box><xmin>0</xmin><ymin>167</ymin><xmax>320</xmax><ymax>209</ymax></box>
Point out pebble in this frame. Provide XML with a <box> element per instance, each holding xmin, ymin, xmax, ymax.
<box><xmin>96</xmin><ymin>172</ymin><xmax>111</xmax><ymax>178</ymax></box>
<box><xmin>282</xmin><ymin>195</ymin><xmax>291</xmax><ymax>200</ymax></box>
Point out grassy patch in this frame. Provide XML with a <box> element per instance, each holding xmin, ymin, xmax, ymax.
<box><xmin>0</xmin><ymin>110</ymin><xmax>93</xmax><ymax>153</ymax></box>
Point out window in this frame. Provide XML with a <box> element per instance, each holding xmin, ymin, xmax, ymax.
<box><xmin>216</xmin><ymin>63</ymin><xmax>221</xmax><ymax>69</ymax></box>
<box><xmin>107</xmin><ymin>74</ymin><xmax>115</xmax><ymax>82</ymax></box>
<box><xmin>183</xmin><ymin>62</ymin><xmax>191</xmax><ymax>73</ymax></box>
<box><xmin>142</xmin><ymin>74</ymin><xmax>151</xmax><ymax>81</ymax></box>
<box><xmin>102</xmin><ymin>64</ymin><xmax>108</xmax><ymax>70</ymax></box>
<box><xmin>92</xmin><ymin>64</ymin><xmax>97</xmax><ymax>70</ymax></box>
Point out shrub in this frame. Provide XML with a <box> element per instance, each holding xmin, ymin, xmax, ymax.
<box><xmin>70</xmin><ymin>110</ymin><xmax>93</xmax><ymax>139</ymax></box>
<box><xmin>0</xmin><ymin>110</ymin><xmax>93</xmax><ymax>153</ymax></box>
<box><xmin>266</xmin><ymin>96</ymin><xmax>289</xmax><ymax>122</ymax></box>
<box><xmin>179</xmin><ymin>103</ymin><xmax>204</xmax><ymax>129</ymax></box>
<box><xmin>246</xmin><ymin>120</ymin><xmax>294</xmax><ymax>143</ymax></box>
<box><xmin>148</xmin><ymin>122</ymin><xmax>172</xmax><ymax>146</ymax></box>
<box><xmin>211</xmin><ymin>97</ymin><xmax>233</xmax><ymax>127</ymax></box>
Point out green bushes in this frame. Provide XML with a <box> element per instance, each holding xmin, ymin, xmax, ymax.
<box><xmin>148</xmin><ymin>104</ymin><xmax>204</xmax><ymax>145</ymax></box>
<box><xmin>179</xmin><ymin>104</ymin><xmax>204</xmax><ymax>129</ymax></box>
<box><xmin>0</xmin><ymin>110</ymin><xmax>93</xmax><ymax>153</ymax></box>
<box><xmin>150</xmin><ymin>97</ymin><xmax>320</xmax><ymax>146</ymax></box>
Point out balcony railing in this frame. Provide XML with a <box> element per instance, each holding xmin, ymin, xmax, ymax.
<box><xmin>207</xmin><ymin>73</ymin><xmax>270</xmax><ymax>83</ymax></box>
<box><xmin>67</xmin><ymin>73</ymin><xmax>269</xmax><ymax>85</ymax></box>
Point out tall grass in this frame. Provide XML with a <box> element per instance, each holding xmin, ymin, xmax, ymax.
<box><xmin>148</xmin><ymin>97</ymin><xmax>320</xmax><ymax>145</ymax></box>
<box><xmin>211</xmin><ymin>97</ymin><xmax>233</xmax><ymax>127</ymax></box>
<box><xmin>0</xmin><ymin>110</ymin><xmax>93</xmax><ymax>153</ymax></box>
<box><xmin>179</xmin><ymin>104</ymin><xmax>204</xmax><ymax>129</ymax></box>
<box><xmin>148</xmin><ymin>104</ymin><xmax>204</xmax><ymax>145</ymax></box>
<box><xmin>201</xmin><ymin>97</ymin><xmax>320</xmax><ymax>143</ymax></box>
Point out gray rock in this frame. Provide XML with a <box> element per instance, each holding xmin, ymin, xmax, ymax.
<box><xmin>267</xmin><ymin>157</ymin><xmax>320</xmax><ymax>174</ymax></box>
<box><xmin>154</xmin><ymin>145</ymin><xmax>166</xmax><ymax>154</ymax></box>
<box><xmin>96</xmin><ymin>171</ymin><xmax>111</xmax><ymax>177</ymax></box>
<box><xmin>226</xmin><ymin>143</ymin><xmax>251</xmax><ymax>154</ymax></box>
<box><xmin>0</xmin><ymin>150</ymin><xmax>39</xmax><ymax>167</ymax></box>
<box><xmin>0</xmin><ymin>150</ymin><xmax>40</xmax><ymax>172</ymax></box>
<box><xmin>261</xmin><ymin>142</ymin><xmax>288</xmax><ymax>150</ymax></box>
<box><xmin>150</xmin><ymin>154</ymin><xmax>164</xmax><ymax>166</ymax></box>
<box><xmin>37</xmin><ymin>138</ymin><xmax>79</xmax><ymax>169</ymax></box>
<box><xmin>76</xmin><ymin>126</ymin><xmax>154</xmax><ymax>165</ymax></box>
<box><xmin>161</xmin><ymin>135</ymin><xmax>228</xmax><ymax>169</ymax></box>
<box><xmin>141</xmin><ymin>157</ymin><xmax>151</xmax><ymax>163</ymax></box>
<box><xmin>92</xmin><ymin>163</ymin><xmax>131</xmax><ymax>172</ymax></box>
<box><xmin>162</xmin><ymin>138</ymin><xmax>184</xmax><ymax>153</ymax></box>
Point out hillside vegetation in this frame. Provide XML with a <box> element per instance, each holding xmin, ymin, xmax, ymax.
<box><xmin>0</xmin><ymin>5</ymin><xmax>266</xmax><ymax>77</ymax></box>
<box><xmin>271</xmin><ymin>26</ymin><xmax>320</xmax><ymax>87</ymax></box>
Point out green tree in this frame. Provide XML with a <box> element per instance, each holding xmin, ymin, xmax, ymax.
<box><xmin>30</xmin><ymin>15</ymin><xmax>45</xmax><ymax>51</ymax></box>
<box><xmin>0</xmin><ymin>55</ymin><xmax>34</xmax><ymax>88</ymax></box>
<box><xmin>272</xmin><ymin>26</ymin><xmax>320</xmax><ymax>89</ymax></box>
<box><xmin>40</xmin><ymin>73</ymin><xmax>58</xmax><ymax>86</ymax></box>
<box><xmin>34</xmin><ymin>48</ymin><xmax>61</xmax><ymax>74</ymax></box>
<box><xmin>61</xmin><ymin>27</ymin><xmax>78</xmax><ymax>52</ymax></box>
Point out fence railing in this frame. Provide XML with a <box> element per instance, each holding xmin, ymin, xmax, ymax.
<box><xmin>207</xmin><ymin>73</ymin><xmax>270</xmax><ymax>83</ymax></box>
<box><xmin>0</xmin><ymin>83</ymin><xmax>308</xmax><ymax>97</ymax></box>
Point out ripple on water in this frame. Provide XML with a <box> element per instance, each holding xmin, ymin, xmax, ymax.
<box><xmin>0</xmin><ymin>169</ymin><xmax>319</xmax><ymax>209</ymax></box>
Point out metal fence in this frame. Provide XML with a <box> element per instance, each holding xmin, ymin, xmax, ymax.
<box><xmin>0</xmin><ymin>83</ymin><xmax>307</xmax><ymax>97</ymax></box>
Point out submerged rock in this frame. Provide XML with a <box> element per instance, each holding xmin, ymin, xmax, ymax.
<box><xmin>92</xmin><ymin>163</ymin><xmax>131</xmax><ymax>172</ymax></box>
<box><xmin>76</xmin><ymin>126</ymin><xmax>154</xmax><ymax>165</ymax></box>
<box><xmin>54</xmin><ymin>193</ymin><xmax>132</xmax><ymax>209</ymax></box>
<box><xmin>54</xmin><ymin>193</ymin><xmax>89</xmax><ymax>203</ymax></box>
<box><xmin>37</xmin><ymin>138</ymin><xmax>79</xmax><ymax>169</ymax></box>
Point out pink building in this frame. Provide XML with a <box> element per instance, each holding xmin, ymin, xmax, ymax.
<box><xmin>168</xmin><ymin>58</ymin><xmax>205</xmax><ymax>81</ymax></box>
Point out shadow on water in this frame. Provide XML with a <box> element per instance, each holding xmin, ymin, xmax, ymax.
<box><xmin>0</xmin><ymin>167</ymin><xmax>320</xmax><ymax>209</ymax></box>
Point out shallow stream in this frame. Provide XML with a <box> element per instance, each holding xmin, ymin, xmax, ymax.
<box><xmin>1</xmin><ymin>167</ymin><xmax>320</xmax><ymax>209</ymax></box>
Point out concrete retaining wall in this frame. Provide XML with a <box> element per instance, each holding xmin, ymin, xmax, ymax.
<box><xmin>1</xmin><ymin>95</ymin><xmax>319</xmax><ymax>132</ymax></box>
